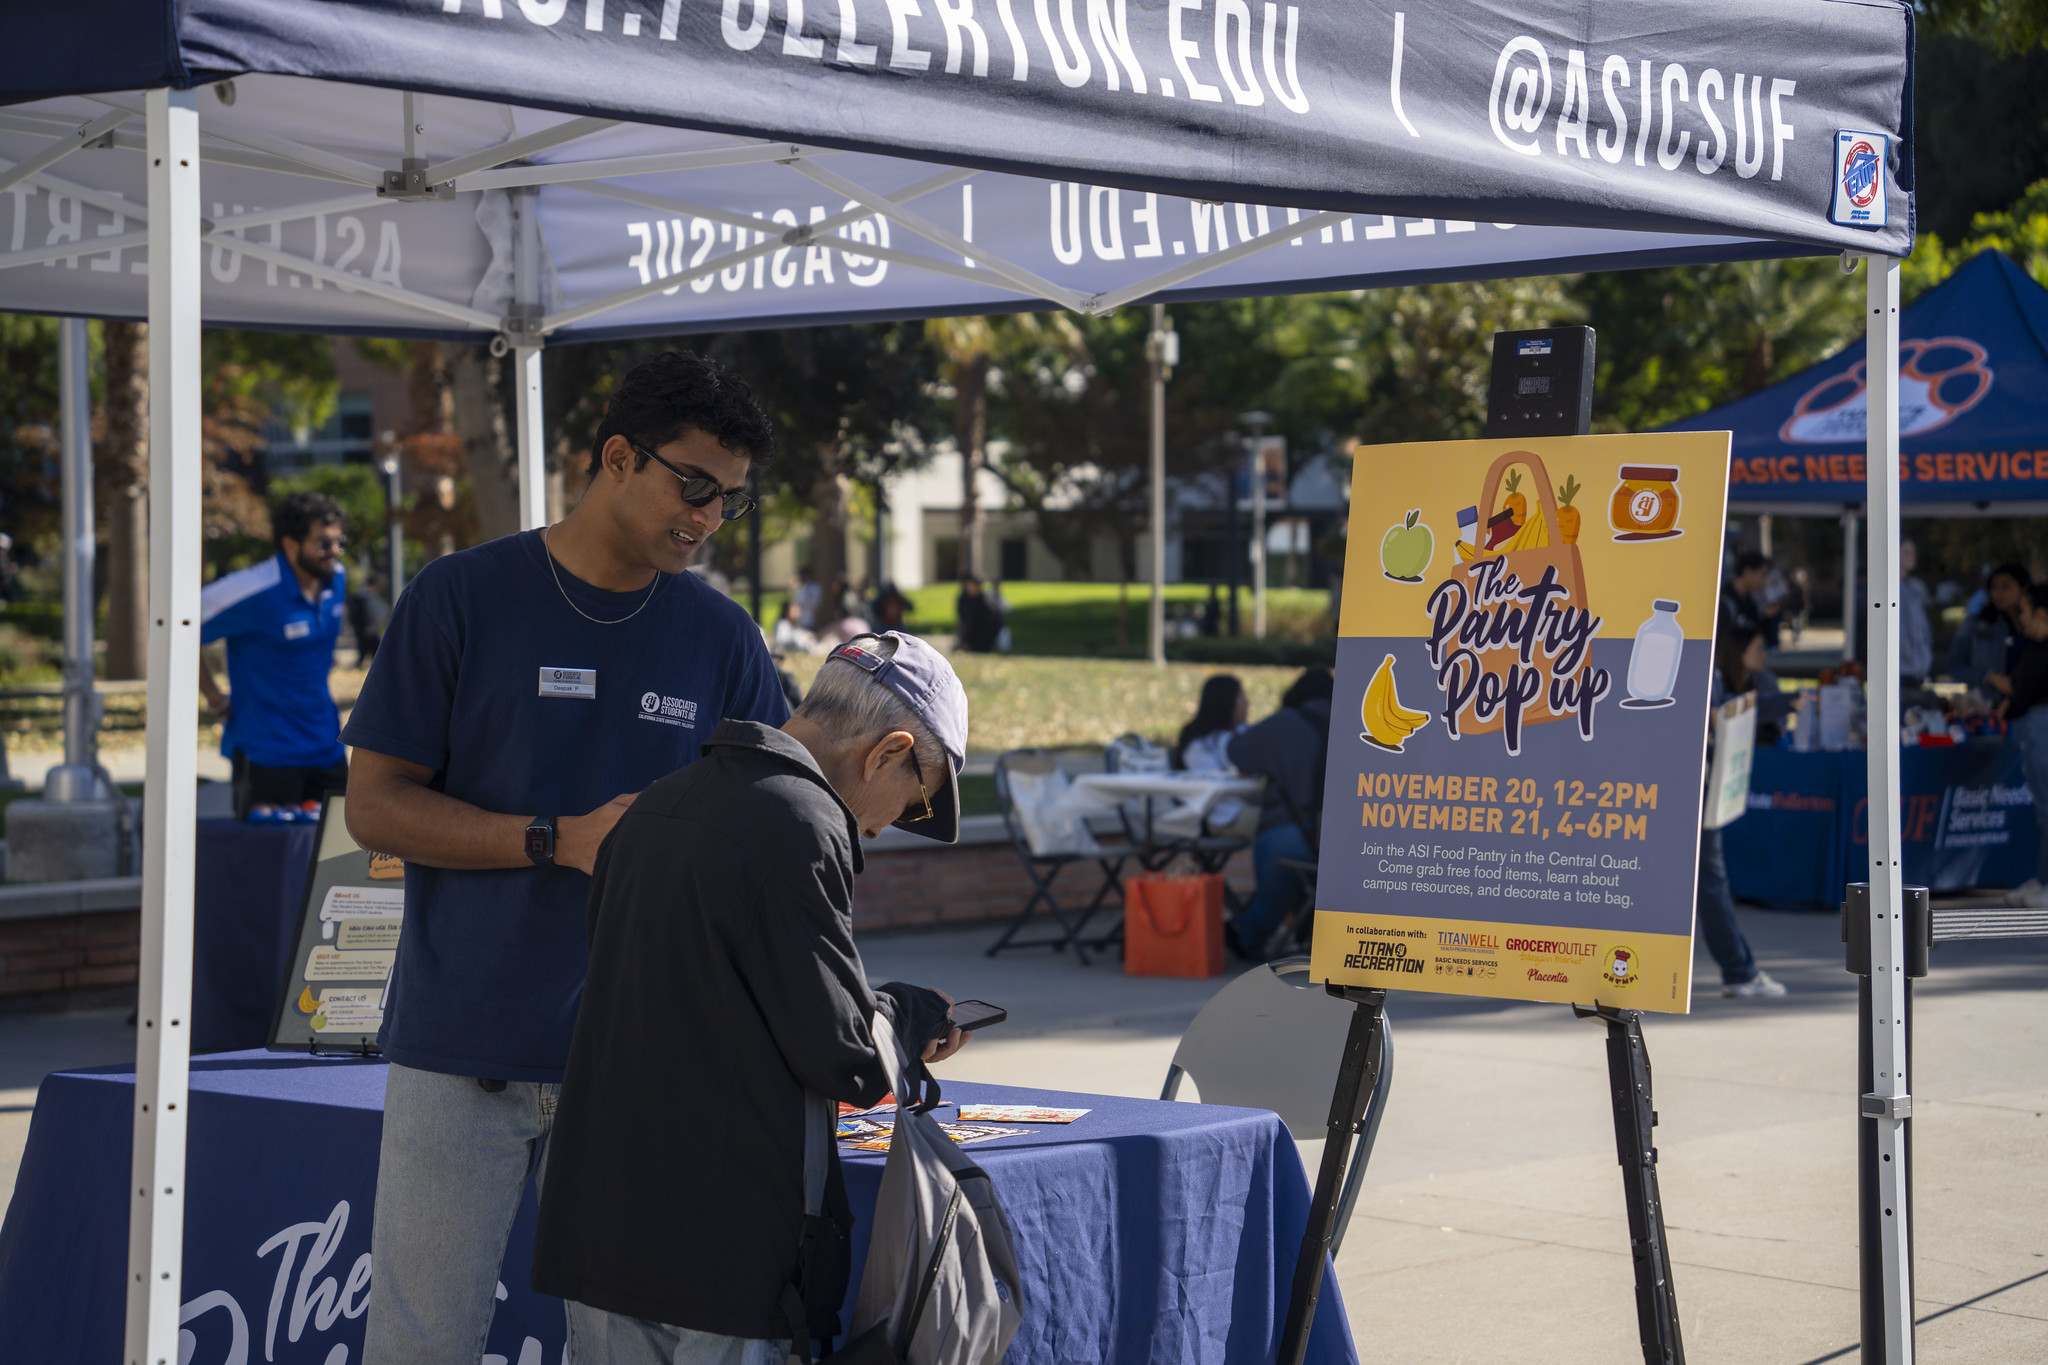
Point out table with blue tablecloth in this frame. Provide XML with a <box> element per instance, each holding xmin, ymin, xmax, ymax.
<box><xmin>1724</xmin><ymin>740</ymin><xmax>2040</xmax><ymax>909</ymax></box>
<box><xmin>0</xmin><ymin>1052</ymin><xmax>1358</xmax><ymax>1365</ymax></box>
<box><xmin>192</xmin><ymin>819</ymin><xmax>317</xmax><ymax>1053</ymax></box>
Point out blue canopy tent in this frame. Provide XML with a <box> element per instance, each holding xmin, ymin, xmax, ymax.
<box><xmin>1671</xmin><ymin>249</ymin><xmax>2048</xmax><ymax>516</ymax></box>
<box><xmin>0</xmin><ymin>1</ymin><xmax>1925</xmax><ymax>1359</ymax></box>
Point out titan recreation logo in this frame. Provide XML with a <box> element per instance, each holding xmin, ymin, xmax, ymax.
<box><xmin>1780</xmin><ymin>338</ymin><xmax>1994</xmax><ymax>445</ymax></box>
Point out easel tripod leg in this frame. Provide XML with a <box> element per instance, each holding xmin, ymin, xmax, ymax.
<box><xmin>1277</xmin><ymin>987</ymin><xmax>1386</xmax><ymax>1365</ymax></box>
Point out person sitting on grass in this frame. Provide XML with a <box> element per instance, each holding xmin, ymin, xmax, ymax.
<box><xmin>1225</xmin><ymin>668</ymin><xmax>1333</xmax><ymax>961</ymax></box>
<box><xmin>1998</xmin><ymin>585</ymin><xmax>2048</xmax><ymax>910</ymax></box>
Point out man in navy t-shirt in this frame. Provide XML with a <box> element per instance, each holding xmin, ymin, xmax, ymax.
<box><xmin>199</xmin><ymin>491</ymin><xmax>350</xmax><ymax>819</ymax></box>
<box><xmin>344</xmin><ymin>352</ymin><xmax>789</xmax><ymax>1363</ymax></box>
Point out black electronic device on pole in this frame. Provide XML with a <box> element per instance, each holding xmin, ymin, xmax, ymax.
<box><xmin>1485</xmin><ymin>327</ymin><xmax>1596</xmax><ymax>438</ymax></box>
<box><xmin>1844</xmin><ymin>882</ymin><xmax>1929</xmax><ymax>1365</ymax></box>
<box><xmin>1574</xmin><ymin>1003</ymin><xmax>1685</xmax><ymax>1365</ymax></box>
<box><xmin>1276</xmin><ymin>985</ymin><xmax>1388</xmax><ymax>1365</ymax></box>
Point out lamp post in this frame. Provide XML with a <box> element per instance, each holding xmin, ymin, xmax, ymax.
<box><xmin>381</xmin><ymin>445</ymin><xmax>405</xmax><ymax>598</ymax></box>
<box><xmin>1240</xmin><ymin>411</ymin><xmax>1273</xmax><ymax>639</ymax></box>
<box><xmin>1146</xmin><ymin>306</ymin><xmax>1178</xmax><ymax>668</ymax></box>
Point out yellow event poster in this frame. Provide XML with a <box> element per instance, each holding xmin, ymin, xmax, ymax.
<box><xmin>1309</xmin><ymin>433</ymin><xmax>1730</xmax><ymax>1013</ymax></box>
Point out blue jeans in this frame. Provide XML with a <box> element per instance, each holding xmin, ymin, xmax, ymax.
<box><xmin>362</xmin><ymin>1063</ymin><xmax>562</xmax><ymax>1364</ymax></box>
<box><xmin>1237</xmin><ymin>822</ymin><xmax>1314</xmax><ymax>957</ymax></box>
<box><xmin>2013</xmin><ymin>709</ymin><xmax>2048</xmax><ymax>881</ymax></box>
<box><xmin>1696</xmin><ymin>826</ymin><xmax>1758</xmax><ymax>985</ymax></box>
<box><xmin>565</xmin><ymin>1303</ymin><xmax>787</xmax><ymax>1365</ymax></box>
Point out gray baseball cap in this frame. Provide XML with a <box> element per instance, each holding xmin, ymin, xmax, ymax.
<box><xmin>825</xmin><ymin>632</ymin><xmax>969</xmax><ymax>843</ymax></box>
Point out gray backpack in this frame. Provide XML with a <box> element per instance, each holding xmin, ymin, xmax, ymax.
<box><xmin>808</xmin><ymin>1013</ymin><xmax>1024</xmax><ymax>1365</ymax></box>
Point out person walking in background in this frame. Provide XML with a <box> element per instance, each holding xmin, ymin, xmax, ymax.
<box><xmin>1950</xmin><ymin>563</ymin><xmax>2031</xmax><ymax>689</ymax></box>
<box><xmin>790</xmin><ymin>567</ymin><xmax>822</xmax><ymax>631</ymax></box>
<box><xmin>1898</xmin><ymin>539</ymin><xmax>1933</xmax><ymax>688</ymax></box>
<box><xmin>347</xmin><ymin>573</ymin><xmax>391</xmax><ymax>668</ymax></box>
<box><xmin>1997</xmin><ymin>585</ymin><xmax>2048</xmax><ymax>909</ymax></box>
<box><xmin>956</xmin><ymin>577</ymin><xmax>1000</xmax><ymax>653</ymax></box>
<box><xmin>1701</xmin><ymin>627</ymin><xmax>1787</xmax><ymax>998</ymax></box>
<box><xmin>200</xmin><ymin>491</ymin><xmax>351</xmax><ymax>822</ymax></box>
<box><xmin>1720</xmin><ymin>551</ymin><xmax>1782</xmax><ymax>647</ymax></box>
<box><xmin>1226</xmin><ymin>668</ymin><xmax>1333</xmax><ymax>961</ymax></box>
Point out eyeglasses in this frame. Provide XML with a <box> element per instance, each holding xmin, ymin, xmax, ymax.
<box><xmin>631</xmin><ymin>444</ymin><xmax>757</xmax><ymax>521</ymax></box>
<box><xmin>901</xmin><ymin>747</ymin><xmax>934</xmax><ymax>825</ymax></box>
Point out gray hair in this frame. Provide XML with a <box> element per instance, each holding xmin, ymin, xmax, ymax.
<box><xmin>795</xmin><ymin>637</ymin><xmax>947</xmax><ymax>779</ymax></box>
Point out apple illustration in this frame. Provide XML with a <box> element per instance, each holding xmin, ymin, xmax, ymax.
<box><xmin>1380</xmin><ymin>510</ymin><xmax>1433</xmax><ymax>582</ymax></box>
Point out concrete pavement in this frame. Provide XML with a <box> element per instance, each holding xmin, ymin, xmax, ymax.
<box><xmin>0</xmin><ymin>906</ymin><xmax>2040</xmax><ymax>1362</ymax></box>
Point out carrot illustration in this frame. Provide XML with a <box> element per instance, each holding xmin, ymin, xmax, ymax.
<box><xmin>1503</xmin><ymin>468</ymin><xmax>1527</xmax><ymax>526</ymax></box>
<box><xmin>1557</xmin><ymin>474</ymin><xmax>1582</xmax><ymax>544</ymax></box>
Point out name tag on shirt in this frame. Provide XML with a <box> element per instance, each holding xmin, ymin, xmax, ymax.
<box><xmin>539</xmin><ymin>667</ymin><xmax>597</xmax><ymax>699</ymax></box>
<box><xmin>284</xmin><ymin>619</ymin><xmax>311</xmax><ymax>640</ymax></box>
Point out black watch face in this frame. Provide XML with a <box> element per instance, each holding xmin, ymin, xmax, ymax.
<box><xmin>525</xmin><ymin>824</ymin><xmax>552</xmax><ymax>862</ymax></box>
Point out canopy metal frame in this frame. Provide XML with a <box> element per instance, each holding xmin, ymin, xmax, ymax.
<box><xmin>3</xmin><ymin>72</ymin><xmax>1907</xmax><ymax>1365</ymax></box>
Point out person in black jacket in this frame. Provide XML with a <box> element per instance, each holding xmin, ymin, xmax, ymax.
<box><xmin>1225</xmin><ymin>668</ymin><xmax>1334</xmax><ymax>960</ymax></box>
<box><xmin>533</xmin><ymin>632</ymin><xmax>970</xmax><ymax>1364</ymax></box>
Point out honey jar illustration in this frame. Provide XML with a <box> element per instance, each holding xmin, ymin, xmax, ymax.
<box><xmin>1608</xmin><ymin>465</ymin><xmax>1683</xmax><ymax>541</ymax></box>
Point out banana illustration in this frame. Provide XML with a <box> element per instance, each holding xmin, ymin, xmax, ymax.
<box><xmin>1500</xmin><ymin>510</ymin><xmax>1551</xmax><ymax>552</ymax></box>
<box><xmin>1360</xmin><ymin>653</ymin><xmax>1431</xmax><ymax>752</ymax></box>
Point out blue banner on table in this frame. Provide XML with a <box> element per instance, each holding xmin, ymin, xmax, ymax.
<box><xmin>0</xmin><ymin>1056</ymin><xmax>1358</xmax><ymax>1365</ymax></box>
<box><xmin>1725</xmin><ymin>741</ymin><xmax>2039</xmax><ymax>908</ymax></box>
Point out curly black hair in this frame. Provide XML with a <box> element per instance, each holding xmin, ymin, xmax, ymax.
<box><xmin>587</xmin><ymin>350</ymin><xmax>775</xmax><ymax>476</ymax></box>
<box><xmin>272</xmin><ymin>491</ymin><xmax>345</xmax><ymax>547</ymax></box>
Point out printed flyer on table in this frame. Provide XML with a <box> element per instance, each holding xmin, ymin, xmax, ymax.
<box><xmin>1310</xmin><ymin>432</ymin><xmax>1731</xmax><ymax>1013</ymax></box>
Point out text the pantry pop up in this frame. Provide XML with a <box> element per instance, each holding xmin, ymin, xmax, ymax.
<box><xmin>1311</xmin><ymin>431</ymin><xmax>1732</xmax><ymax>1013</ymax></box>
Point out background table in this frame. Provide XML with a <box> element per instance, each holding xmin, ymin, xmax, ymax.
<box><xmin>1053</xmin><ymin>772</ymin><xmax>1265</xmax><ymax>843</ymax></box>
<box><xmin>192</xmin><ymin>820</ymin><xmax>318</xmax><ymax>1053</ymax></box>
<box><xmin>1723</xmin><ymin>740</ymin><xmax>2039</xmax><ymax>909</ymax></box>
<box><xmin>0</xmin><ymin>1052</ymin><xmax>1357</xmax><ymax>1365</ymax></box>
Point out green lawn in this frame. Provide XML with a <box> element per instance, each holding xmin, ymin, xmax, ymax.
<box><xmin>753</xmin><ymin>581</ymin><xmax>1332</xmax><ymax>657</ymax></box>
<box><xmin>783</xmin><ymin>651</ymin><xmax>1319</xmax><ymax>756</ymax></box>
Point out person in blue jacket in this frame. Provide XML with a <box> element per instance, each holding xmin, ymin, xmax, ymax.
<box><xmin>199</xmin><ymin>490</ymin><xmax>350</xmax><ymax>820</ymax></box>
<box><xmin>343</xmin><ymin>351</ymin><xmax>791</xmax><ymax>1364</ymax></box>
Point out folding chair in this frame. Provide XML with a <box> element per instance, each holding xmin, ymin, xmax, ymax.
<box><xmin>1161</xmin><ymin>957</ymin><xmax>1394</xmax><ymax>1256</ymax></box>
<box><xmin>984</xmin><ymin>750</ymin><xmax>1128</xmax><ymax>965</ymax></box>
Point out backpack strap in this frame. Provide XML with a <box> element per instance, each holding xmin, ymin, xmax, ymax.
<box><xmin>782</xmin><ymin>1090</ymin><xmax>845</xmax><ymax>1365</ymax></box>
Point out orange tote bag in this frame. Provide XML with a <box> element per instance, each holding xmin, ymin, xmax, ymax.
<box><xmin>1123</xmin><ymin>872</ymin><xmax>1226</xmax><ymax>978</ymax></box>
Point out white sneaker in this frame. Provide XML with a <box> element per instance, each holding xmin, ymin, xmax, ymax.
<box><xmin>2004</xmin><ymin>879</ymin><xmax>2045</xmax><ymax>907</ymax></box>
<box><xmin>2020</xmin><ymin>885</ymin><xmax>2048</xmax><ymax>910</ymax></box>
<box><xmin>1724</xmin><ymin>970</ymin><xmax>1788</xmax><ymax>998</ymax></box>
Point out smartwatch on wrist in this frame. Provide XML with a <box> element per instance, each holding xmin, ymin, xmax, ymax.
<box><xmin>524</xmin><ymin>816</ymin><xmax>558</xmax><ymax>868</ymax></box>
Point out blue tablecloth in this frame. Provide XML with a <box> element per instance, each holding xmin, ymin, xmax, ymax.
<box><xmin>0</xmin><ymin>1052</ymin><xmax>1357</xmax><ymax>1365</ymax></box>
<box><xmin>1724</xmin><ymin>741</ymin><xmax>2040</xmax><ymax>909</ymax></box>
<box><xmin>192</xmin><ymin>820</ymin><xmax>317</xmax><ymax>1054</ymax></box>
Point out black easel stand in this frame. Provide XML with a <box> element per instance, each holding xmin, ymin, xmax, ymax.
<box><xmin>1573</xmin><ymin>1003</ymin><xmax>1685</xmax><ymax>1365</ymax></box>
<box><xmin>1276</xmin><ymin>986</ymin><xmax>1387</xmax><ymax>1365</ymax></box>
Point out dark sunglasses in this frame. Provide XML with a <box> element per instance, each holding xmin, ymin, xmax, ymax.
<box><xmin>632</xmin><ymin>444</ymin><xmax>757</xmax><ymax>521</ymax></box>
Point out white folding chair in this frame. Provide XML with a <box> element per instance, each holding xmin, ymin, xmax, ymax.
<box><xmin>1160</xmin><ymin>956</ymin><xmax>1394</xmax><ymax>1255</ymax></box>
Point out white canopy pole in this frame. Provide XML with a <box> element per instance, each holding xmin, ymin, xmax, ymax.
<box><xmin>1862</xmin><ymin>250</ymin><xmax>1912</xmax><ymax>1364</ymax></box>
<box><xmin>1147</xmin><ymin>304</ymin><xmax>1169</xmax><ymax>668</ymax></box>
<box><xmin>126</xmin><ymin>86</ymin><xmax>202</xmax><ymax>1365</ymax></box>
<box><xmin>52</xmin><ymin>316</ymin><xmax>99</xmax><ymax>802</ymax></box>
<box><xmin>513</xmin><ymin>186</ymin><xmax>546</xmax><ymax>530</ymax></box>
<box><xmin>1841</xmin><ymin>508</ymin><xmax>1859</xmax><ymax>662</ymax></box>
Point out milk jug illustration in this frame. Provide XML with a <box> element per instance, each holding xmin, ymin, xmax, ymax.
<box><xmin>1621</xmin><ymin>600</ymin><xmax>1684</xmax><ymax>709</ymax></box>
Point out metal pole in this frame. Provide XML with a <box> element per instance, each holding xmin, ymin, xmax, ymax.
<box><xmin>127</xmin><ymin>85</ymin><xmax>202</xmax><ymax>1365</ymax></box>
<box><xmin>748</xmin><ymin>467</ymin><xmax>764</xmax><ymax>625</ymax></box>
<box><xmin>52</xmin><ymin>317</ymin><xmax>100</xmax><ymax>802</ymax></box>
<box><xmin>1252</xmin><ymin>437</ymin><xmax>1268</xmax><ymax>639</ymax></box>
<box><xmin>512</xmin><ymin>186</ymin><xmax>547</xmax><ymax>532</ymax></box>
<box><xmin>1842</xmin><ymin>508</ymin><xmax>1859</xmax><ymax>663</ymax></box>
<box><xmin>1147</xmin><ymin>305</ymin><xmax>1169</xmax><ymax>668</ymax></box>
<box><xmin>1860</xmin><ymin>251</ymin><xmax>1912</xmax><ymax>1364</ymax></box>
<box><xmin>382</xmin><ymin>452</ymin><xmax>405</xmax><ymax>598</ymax></box>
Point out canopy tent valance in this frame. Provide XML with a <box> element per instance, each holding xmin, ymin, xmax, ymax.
<box><xmin>0</xmin><ymin>3</ymin><xmax>1924</xmax><ymax>1361</ymax></box>
<box><xmin>1669</xmin><ymin>249</ymin><xmax>2048</xmax><ymax>516</ymax></box>
<box><xmin>2</xmin><ymin>1</ymin><xmax>1914</xmax><ymax>341</ymax></box>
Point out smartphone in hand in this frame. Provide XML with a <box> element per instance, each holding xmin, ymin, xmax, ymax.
<box><xmin>948</xmin><ymin>999</ymin><xmax>1007</xmax><ymax>1031</ymax></box>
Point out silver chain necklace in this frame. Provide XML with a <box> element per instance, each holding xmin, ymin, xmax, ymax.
<box><xmin>543</xmin><ymin>525</ymin><xmax>663</xmax><ymax>625</ymax></box>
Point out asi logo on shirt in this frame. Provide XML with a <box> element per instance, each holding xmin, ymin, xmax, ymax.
<box><xmin>638</xmin><ymin>692</ymin><xmax>699</xmax><ymax>728</ymax></box>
